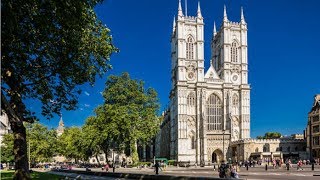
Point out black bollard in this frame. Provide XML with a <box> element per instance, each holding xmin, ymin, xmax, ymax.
<box><xmin>246</xmin><ymin>165</ymin><xmax>249</xmax><ymax>171</ymax></box>
<box><xmin>214</xmin><ymin>165</ymin><xmax>216</xmax><ymax>171</ymax></box>
<box><xmin>113</xmin><ymin>166</ymin><xmax>115</xmax><ymax>172</ymax></box>
<box><xmin>287</xmin><ymin>164</ymin><xmax>289</xmax><ymax>171</ymax></box>
<box><xmin>312</xmin><ymin>163</ymin><xmax>314</xmax><ymax>171</ymax></box>
<box><xmin>265</xmin><ymin>164</ymin><xmax>268</xmax><ymax>171</ymax></box>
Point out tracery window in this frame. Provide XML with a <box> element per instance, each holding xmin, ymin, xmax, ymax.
<box><xmin>189</xmin><ymin>132</ymin><xmax>196</xmax><ymax>149</ymax></box>
<box><xmin>187</xmin><ymin>92</ymin><xmax>195</xmax><ymax>106</ymax></box>
<box><xmin>232</xmin><ymin>94</ymin><xmax>239</xmax><ymax>115</ymax></box>
<box><xmin>186</xmin><ymin>36</ymin><xmax>194</xmax><ymax>60</ymax></box>
<box><xmin>206</xmin><ymin>94</ymin><xmax>222</xmax><ymax>131</ymax></box>
<box><xmin>231</xmin><ymin>41</ymin><xmax>238</xmax><ymax>63</ymax></box>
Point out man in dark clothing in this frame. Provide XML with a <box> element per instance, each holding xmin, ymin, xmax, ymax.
<box><xmin>155</xmin><ymin>162</ymin><xmax>160</xmax><ymax>175</ymax></box>
<box><xmin>219</xmin><ymin>161</ymin><xmax>227</xmax><ymax>178</ymax></box>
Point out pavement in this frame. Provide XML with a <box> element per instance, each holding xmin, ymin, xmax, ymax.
<box><xmin>34</xmin><ymin>164</ymin><xmax>320</xmax><ymax>180</ymax></box>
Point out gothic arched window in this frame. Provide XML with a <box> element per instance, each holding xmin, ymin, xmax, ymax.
<box><xmin>206</xmin><ymin>94</ymin><xmax>222</xmax><ymax>131</ymax></box>
<box><xmin>186</xmin><ymin>36</ymin><xmax>194</xmax><ymax>60</ymax></box>
<box><xmin>187</xmin><ymin>92</ymin><xmax>195</xmax><ymax>106</ymax></box>
<box><xmin>232</xmin><ymin>94</ymin><xmax>239</xmax><ymax>115</ymax></box>
<box><xmin>189</xmin><ymin>132</ymin><xmax>196</xmax><ymax>149</ymax></box>
<box><xmin>231</xmin><ymin>41</ymin><xmax>238</xmax><ymax>63</ymax></box>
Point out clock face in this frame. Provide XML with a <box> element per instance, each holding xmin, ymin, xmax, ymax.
<box><xmin>187</xmin><ymin>71</ymin><xmax>196</xmax><ymax>80</ymax></box>
<box><xmin>232</xmin><ymin>74</ymin><xmax>238</xmax><ymax>82</ymax></box>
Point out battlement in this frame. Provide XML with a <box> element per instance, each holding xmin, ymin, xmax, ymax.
<box><xmin>231</xmin><ymin>138</ymin><xmax>306</xmax><ymax>145</ymax></box>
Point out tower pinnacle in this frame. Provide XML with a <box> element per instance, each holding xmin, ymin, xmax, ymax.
<box><xmin>197</xmin><ymin>1</ymin><xmax>202</xmax><ymax>18</ymax></box>
<box><xmin>213</xmin><ymin>21</ymin><xmax>217</xmax><ymax>36</ymax></box>
<box><xmin>223</xmin><ymin>5</ymin><xmax>228</xmax><ymax>22</ymax></box>
<box><xmin>173</xmin><ymin>16</ymin><xmax>176</xmax><ymax>32</ymax></box>
<box><xmin>241</xmin><ymin>7</ymin><xmax>246</xmax><ymax>24</ymax></box>
<box><xmin>178</xmin><ymin>0</ymin><xmax>183</xmax><ymax>16</ymax></box>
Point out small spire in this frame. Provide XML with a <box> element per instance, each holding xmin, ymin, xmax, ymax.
<box><xmin>178</xmin><ymin>0</ymin><xmax>183</xmax><ymax>16</ymax></box>
<box><xmin>213</xmin><ymin>21</ymin><xmax>217</xmax><ymax>36</ymax></box>
<box><xmin>223</xmin><ymin>5</ymin><xmax>228</xmax><ymax>22</ymax></box>
<box><xmin>185</xmin><ymin>0</ymin><xmax>188</xmax><ymax>17</ymax></box>
<box><xmin>197</xmin><ymin>1</ymin><xmax>202</xmax><ymax>18</ymax></box>
<box><xmin>173</xmin><ymin>16</ymin><xmax>176</xmax><ymax>32</ymax></box>
<box><xmin>241</xmin><ymin>6</ymin><xmax>246</xmax><ymax>24</ymax></box>
<box><xmin>59</xmin><ymin>113</ymin><xmax>64</xmax><ymax>126</ymax></box>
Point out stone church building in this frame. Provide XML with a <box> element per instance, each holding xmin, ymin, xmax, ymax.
<box><xmin>155</xmin><ymin>1</ymin><xmax>307</xmax><ymax>165</ymax></box>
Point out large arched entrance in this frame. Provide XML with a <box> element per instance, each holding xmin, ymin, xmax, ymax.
<box><xmin>212</xmin><ymin>149</ymin><xmax>223</xmax><ymax>163</ymax></box>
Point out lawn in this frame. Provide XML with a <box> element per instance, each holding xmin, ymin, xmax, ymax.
<box><xmin>0</xmin><ymin>170</ymin><xmax>65</xmax><ymax>180</ymax></box>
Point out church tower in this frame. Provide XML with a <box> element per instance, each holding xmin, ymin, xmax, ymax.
<box><xmin>167</xmin><ymin>1</ymin><xmax>251</xmax><ymax>165</ymax></box>
<box><xmin>57</xmin><ymin>114</ymin><xmax>65</xmax><ymax>137</ymax></box>
<box><xmin>211</xmin><ymin>6</ymin><xmax>250</xmax><ymax>139</ymax></box>
<box><xmin>170</xmin><ymin>0</ymin><xmax>205</xmax><ymax>164</ymax></box>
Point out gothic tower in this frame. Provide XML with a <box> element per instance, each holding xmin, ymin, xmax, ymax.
<box><xmin>169</xmin><ymin>1</ymin><xmax>250</xmax><ymax>165</ymax></box>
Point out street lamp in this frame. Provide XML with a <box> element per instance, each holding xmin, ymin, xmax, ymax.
<box><xmin>223</xmin><ymin>129</ymin><xmax>225</xmax><ymax>161</ymax></box>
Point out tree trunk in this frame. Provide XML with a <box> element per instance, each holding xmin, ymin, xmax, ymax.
<box><xmin>11</xmin><ymin>120</ymin><xmax>30</xmax><ymax>180</ymax></box>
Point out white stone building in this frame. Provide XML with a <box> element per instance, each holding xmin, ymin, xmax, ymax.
<box><xmin>165</xmin><ymin>1</ymin><xmax>250</xmax><ymax>165</ymax></box>
<box><xmin>0</xmin><ymin>111</ymin><xmax>11</xmax><ymax>145</ymax></box>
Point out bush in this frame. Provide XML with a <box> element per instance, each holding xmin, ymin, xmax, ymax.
<box><xmin>168</xmin><ymin>160</ymin><xmax>176</xmax><ymax>166</ymax></box>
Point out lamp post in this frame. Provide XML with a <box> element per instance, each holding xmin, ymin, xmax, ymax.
<box><xmin>223</xmin><ymin>129</ymin><xmax>225</xmax><ymax>161</ymax></box>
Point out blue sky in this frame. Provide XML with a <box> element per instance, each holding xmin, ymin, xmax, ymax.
<box><xmin>37</xmin><ymin>0</ymin><xmax>320</xmax><ymax>138</ymax></box>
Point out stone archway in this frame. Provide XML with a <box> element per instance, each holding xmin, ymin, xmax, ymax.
<box><xmin>212</xmin><ymin>149</ymin><xmax>223</xmax><ymax>163</ymax></box>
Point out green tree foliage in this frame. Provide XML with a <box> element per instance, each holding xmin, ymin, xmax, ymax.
<box><xmin>57</xmin><ymin>127</ymin><xmax>84</xmax><ymax>162</ymax></box>
<box><xmin>1</xmin><ymin>0</ymin><xmax>117</xmax><ymax>178</ymax></box>
<box><xmin>256</xmin><ymin>132</ymin><xmax>282</xmax><ymax>139</ymax></box>
<box><xmin>26</xmin><ymin>123</ymin><xmax>57</xmax><ymax>163</ymax></box>
<box><xmin>82</xmin><ymin>73</ymin><xmax>160</xmax><ymax>164</ymax></box>
<box><xmin>1</xmin><ymin>134</ymin><xmax>15</xmax><ymax>163</ymax></box>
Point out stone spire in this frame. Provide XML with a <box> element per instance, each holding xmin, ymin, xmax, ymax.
<box><xmin>57</xmin><ymin>113</ymin><xmax>65</xmax><ymax>136</ymax></box>
<box><xmin>197</xmin><ymin>1</ymin><xmax>202</xmax><ymax>18</ymax></box>
<box><xmin>172</xmin><ymin>16</ymin><xmax>176</xmax><ymax>32</ymax></box>
<box><xmin>178</xmin><ymin>0</ymin><xmax>183</xmax><ymax>17</ymax></box>
<box><xmin>213</xmin><ymin>21</ymin><xmax>217</xmax><ymax>36</ymax></box>
<box><xmin>240</xmin><ymin>6</ymin><xmax>246</xmax><ymax>24</ymax></box>
<box><xmin>223</xmin><ymin>5</ymin><xmax>228</xmax><ymax>22</ymax></box>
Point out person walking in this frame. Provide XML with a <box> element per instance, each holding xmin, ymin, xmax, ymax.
<box><xmin>155</xmin><ymin>161</ymin><xmax>160</xmax><ymax>175</ymax></box>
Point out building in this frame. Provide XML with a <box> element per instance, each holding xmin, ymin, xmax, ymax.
<box><xmin>168</xmin><ymin>1</ymin><xmax>250</xmax><ymax>165</ymax></box>
<box><xmin>155</xmin><ymin>1</ymin><xmax>308</xmax><ymax>165</ymax></box>
<box><xmin>306</xmin><ymin>94</ymin><xmax>320</xmax><ymax>160</ymax></box>
<box><xmin>0</xmin><ymin>111</ymin><xmax>11</xmax><ymax>145</ymax></box>
<box><xmin>230</xmin><ymin>135</ymin><xmax>307</xmax><ymax>163</ymax></box>
<box><xmin>56</xmin><ymin>115</ymin><xmax>65</xmax><ymax>137</ymax></box>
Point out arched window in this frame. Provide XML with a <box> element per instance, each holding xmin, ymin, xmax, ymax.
<box><xmin>187</xmin><ymin>92</ymin><xmax>195</xmax><ymax>106</ymax></box>
<box><xmin>280</xmin><ymin>146</ymin><xmax>282</xmax><ymax>151</ymax></box>
<box><xmin>231</xmin><ymin>41</ymin><xmax>238</xmax><ymax>63</ymax></box>
<box><xmin>186</xmin><ymin>36</ymin><xmax>194</xmax><ymax>60</ymax></box>
<box><xmin>206</xmin><ymin>94</ymin><xmax>222</xmax><ymax>131</ymax></box>
<box><xmin>232</xmin><ymin>94</ymin><xmax>239</xmax><ymax>115</ymax></box>
<box><xmin>287</xmin><ymin>147</ymin><xmax>291</xmax><ymax>152</ymax></box>
<box><xmin>191</xmin><ymin>135</ymin><xmax>195</xmax><ymax>149</ymax></box>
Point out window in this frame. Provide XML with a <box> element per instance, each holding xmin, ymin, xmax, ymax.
<box><xmin>231</xmin><ymin>41</ymin><xmax>238</xmax><ymax>63</ymax></box>
<box><xmin>313</xmin><ymin>125</ymin><xmax>319</xmax><ymax>133</ymax></box>
<box><xmin>313</xmin><ymin>136</ymin><xmax>319</xmax><ymax>146</ymax></box>
<box><xmin>186</xmin><ymin>36</ymin><xmax>194</xmax><ymax>60</ymax></box>
<box><xmin>287</xmin><ymin>147</ymin><xmax>291</xmax><ymax>152</ymax></box>
<box><xmin>280</xmin><ymin>147</ymin><xmax>282</xmax><ymax>151</ymax></box>
<box><xmin>232</xmin><ymin>94</ymin><xmax>239</xmax><ymax>114</ymax></box>
<box><xmin>313</xmin><ymin>116</ymin><xmax>320</xmax><ymax>122</ymax></box>
<box><xmin>191</xmin><ymin>135</ymin><xmax>195</xmax><ymax>149</ymax></box>
<box><xmin>187</xmin><ymin>92</ymin><xmax>196</xmax><ymax>106</ymax></box>
<box><xmin>206</xmin><ymin>94</ymin><xmax>222</xmax><ymax>131</ymax></box>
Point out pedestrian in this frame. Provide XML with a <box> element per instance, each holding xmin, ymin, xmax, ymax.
<box><xmin>218</xmin><ymin>160</ymin><xmax>227</xmax><ymax>178</ymax></box>
<box><xmin>155</xmin><ymin>161</ymin><xmax>160</xmax><ymax>175</ymax></box>
<box><xmin>105</xmin><ymin>164</ymin><xmax>109</xmax><ymax>172</ymax></box>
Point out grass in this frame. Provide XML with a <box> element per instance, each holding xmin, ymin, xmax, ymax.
<box><xmin>0</xmin><ymin>170</ymin><xmax>65</xmax><ymax>180</ymax></box>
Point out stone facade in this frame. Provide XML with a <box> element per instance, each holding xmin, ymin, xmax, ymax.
<box><xmin>306</xmin><ymin>94</ymin><xmax>320</xmax><ymax>160</ymax></box>
<box><xmin>155</xmin><ymin>1</ymin><xmax>308</xmax><ymax>165</ymax></box>
<box><xmin>230</xmin><ymin>136</ymin><xmax>307</xmax><ymax>163</ymax></box>
<box><xmin>167</xmin><ymin>2</ymin><xmax>250</xmax><ymax>165</ymax></box>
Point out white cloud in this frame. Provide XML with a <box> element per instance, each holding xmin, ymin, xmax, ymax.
<box><xmin>79</xmin><ymin>108</ymin><xmax>84</xmax><ymax>111</ymax></box>
<box><xmin>84</xmin><ymin>104</ymin><xmax>90</xmax><ymax>107</ymax></box>
<box><xmin>99</xmin><ymin>91</ymin><xmax>103</xmax><ymax>96</ymax></box>
<box><xmin>84</xmin><ymin>91</ymin><xmax>90</xmax><ymax>96</ymax></box>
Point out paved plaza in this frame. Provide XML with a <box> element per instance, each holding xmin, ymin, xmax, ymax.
<box><xmin>39</xmin><ymin>164</ymin><xmax>320</xmax><ymax>180</ymax></box>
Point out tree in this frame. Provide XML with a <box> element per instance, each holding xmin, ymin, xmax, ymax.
<box><xmin>256</xmin><ymin>132</ymin><xmax>282</xmax><ymax>139</ymax></box>
<box><xmin>100</xmin><ymin>72</ymin><xmax>160</xmax><ymax>164</ymax></box>
<box><xmin>26</xmin><ymin>123</ymin><xmax>57</xmax><ymax>164</ymax></box>
<box><xmin>1</xmin><ymin>134</ymin><xmax>15</xmax><ymax>164</ymax></box>
<box><xmin>1</xmin><ymin>0</ymin><xmax>117</xmax><ymax>178</ymax></box>
<box><xmin>57</xmin><ymin>127</ymin><xmax>84</xmax><ymax>162</ymax></box>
